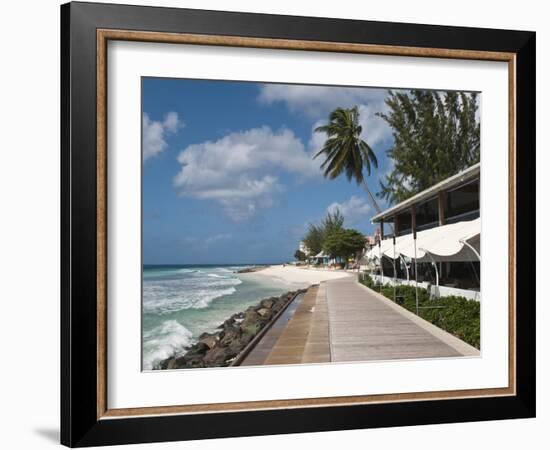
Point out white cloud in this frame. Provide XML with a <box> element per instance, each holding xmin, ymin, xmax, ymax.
<box><xmin>213</xmin><ymin>175</ymin><xmax>282</xmax><ymax>222</ymax></box>
<box><xmin>142</xmin><ymin>112</ymin><xmax>183</xmax><ymax>162</ymax></box>
<box><xmin>356</xmin><ymin>103</ymin><xmax>392</xmax><ymax>148</ymax></box>
<box><xmin>327</xmin><ymin>195</ymin><xmax>371</xmax><ymax>225</ymax></box>
<box><xmin>258</xmin><ymin>84</ymin><xmax>387</xmax><ymax>118</ymax></box>
<box><xmin>308</xmin><ymin>119</ymin><xmax>328</xmax><ymax>156</ymax></box>
<box><xmin>173</xmin><ymin>126</ymin><xmax>319</xmax><ymax>222</ymax></box>
<box><xmin>273</xmin><ymin>85</ymin><xmax>394</xmax><ymax>161</ymax></box>
<box><xmin>204</xmin><ymin>233</ymin><xmax>231</xmax><ymax>245</ymax></box>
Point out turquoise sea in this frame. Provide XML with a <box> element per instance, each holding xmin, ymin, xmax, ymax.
<box><xmin>142</xmin><ymin>265</ymin><xmax>295</xmax><ymax>369</ymax></box>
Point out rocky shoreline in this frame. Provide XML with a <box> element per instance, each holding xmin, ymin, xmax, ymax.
<box><xmin>234</xmin><ymin>266</ymin><xmax>269</xmax><ymax>274</ymax></box>
<box><xmin>157</xmin><ymin>288</ymin><xmax>307</xmax><ymax>369</ymax></box>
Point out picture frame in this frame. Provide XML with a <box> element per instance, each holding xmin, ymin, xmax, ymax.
<box><xmin>60</xmin><ymin>1</ymin><xmax>536</xmax><ymax>447</ymax></box>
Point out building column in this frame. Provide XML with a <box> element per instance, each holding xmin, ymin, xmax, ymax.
<box><xmin>438</xmin><ymin>191</ymin><xmax>446</xmax><ymax>226</ymax></box>
<box><xmin>394</xmin><ymin>214</ymin><xmax>399</xmax><ymax>236</ymax></box>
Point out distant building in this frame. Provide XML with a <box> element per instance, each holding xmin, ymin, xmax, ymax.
<box><xmin>364</xmin><ymin>235</ymin><xmax>377</xmax><ymax>247</ymax></box>
<box><xmin>366</xmin><ymin>163</ymin><xmax>480</xmax><ymax>300</ymax></box>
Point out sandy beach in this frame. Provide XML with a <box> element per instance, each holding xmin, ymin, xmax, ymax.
<box><xmin>240</xmin><ymin>264</ymin><xmax>352</xmax><ymax>287</ymax></box>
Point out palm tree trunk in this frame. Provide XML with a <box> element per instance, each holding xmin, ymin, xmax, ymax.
<box><xmin>361</xmin><ymin>181</ymin><xmax>394</xmax><ymax>234</ymax></box>
<box><xmin>361</xmin><ymin>180</ymin><xmax>382</xmax><ymax>214</ymax></box>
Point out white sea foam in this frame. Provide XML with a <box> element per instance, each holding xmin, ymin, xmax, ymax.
<box><xmin>177</xmin><ymin>268</ymin><xmax>199</xmax><ymax>274</ymax></box>
<box><xmin>207</xmin><ymin>273</ymin><xmax>226</xmax><ymax>278</ymax></box>
<box><xmin>143</xmin><ymin>286</ymin><xmax>239</xmax><ymax>314</ymax></box>
<box><xmin>142</xmin><ymin>265</ymin><xmax>291</xmax><ymax>369</ymax></box>
<box><xmin>143</xmin><ymin>270</ymin><xmax>243</xmax><ymax>314</ymax></box>
<box><xmin>142</xmin><ymin>320</ymin><xmax>194</xmax><ymax>370</ymax></box>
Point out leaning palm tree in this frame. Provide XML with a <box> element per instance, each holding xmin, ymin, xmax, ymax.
<box><xmin>314</xmin><ymin>106</ymin><xmax>382</xmax><ymax>214</ymax></box>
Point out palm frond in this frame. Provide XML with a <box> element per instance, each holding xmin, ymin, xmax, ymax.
<box><xmin>313</xmin><ymin>106</ymin><xmax>379</xmax><ymax>210</ymax></box>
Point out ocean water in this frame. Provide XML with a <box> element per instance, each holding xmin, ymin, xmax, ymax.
<box><xmin>142</xmin><ymin>265</ymin><xmax>297</xmax><ymax>370</ymax></box>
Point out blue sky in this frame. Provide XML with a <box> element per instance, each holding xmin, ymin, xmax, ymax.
<box><xmin>142</xmin><ymin>78</ymin><xmax>395</xmax><ymax>264</ymax></box>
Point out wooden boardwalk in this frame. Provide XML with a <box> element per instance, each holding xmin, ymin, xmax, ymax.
<box><xmin>239</xmin><ymin>291</ymin><xmax>306</xmax><ymax>366</ymax></box>
<box><xmin>326</xmin><ymin>277</ymin><xmax>465</xmax><ymax>361</ymax></box>
<box><xmin>302</xmin><ymin>283</ymin><xmax>330</xmax><ymax>363</ymax></box>
<box><xmin>263</xmin><ymin>285</ymin><xmax>330</xmax><ymax>365</ymax></box>
<box><xmin>239</xmin><ymin>275</ymin><xmax>478</xmax><ymax>366</ymax></box>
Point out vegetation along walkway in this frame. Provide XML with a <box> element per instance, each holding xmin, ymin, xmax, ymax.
<box><xmin>240</xmin><ymin>275</ymin><xmax>478</xmax><ymax>366</ymax></box>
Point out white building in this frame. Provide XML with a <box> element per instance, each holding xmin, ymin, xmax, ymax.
<box><xmin>366</xmin><ymin>163</ymin><xmax>480</xmax><ymax>301</ymax></box>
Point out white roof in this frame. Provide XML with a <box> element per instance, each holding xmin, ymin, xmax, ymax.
<box><xmin>366</xmin><ymin>218</ymin><xmax>480</xmax><ymax>262</ymax></box>
<box><xmin>371</xmin><ymin>163</ymin><xmax>480</xmax><ymax>223</ymax></box>
<box><xmin>314</xmin><ymin>251</ymin><xmax>329</xmax><ymax>258</ymax></box>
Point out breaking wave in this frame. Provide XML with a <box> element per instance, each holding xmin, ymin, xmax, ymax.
<box><xmin>142</xmin><ymin>320</ymin><xmax>194</xmax><ymax>370</ymax></box>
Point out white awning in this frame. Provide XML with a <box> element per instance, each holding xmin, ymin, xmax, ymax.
<box><xmin>366</xmin><ymin>218</ymin><xmax>480</xmax><ymax>262</ymax></box>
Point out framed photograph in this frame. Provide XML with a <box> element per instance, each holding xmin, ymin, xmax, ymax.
<box><xmin>61</xmin><ymin>1</ymin><xmax>536</xmax><ymax>447</ymax></box>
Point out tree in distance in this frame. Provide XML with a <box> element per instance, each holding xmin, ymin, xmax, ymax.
<box><xmin>323</xmin><ymin>228</ymin><xmax>367</xmax><ymax>261</ymax></box>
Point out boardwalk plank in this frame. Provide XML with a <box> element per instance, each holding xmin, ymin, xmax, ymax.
<box><xmin>326</xmin><ymin>277</ymin><xmax>462</xmax><ymax>361</ymax></box>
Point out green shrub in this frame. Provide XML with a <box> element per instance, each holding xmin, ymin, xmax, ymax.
<box><xmin>419</xmin><ymin>296</ymin><xmax>480</xmax><ymax>349</ymax></box>
<box><xmin>360</xmin><ymin>272</ymin><xmax>376</xmax><ymax>289</ymax></box>
<box><xmin>359</xmin><ymin>274</ymin><xmax>480</xmax><ymax>349</ymax></box>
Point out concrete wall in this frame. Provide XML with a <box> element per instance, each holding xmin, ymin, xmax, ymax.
<box><xmin>371</xmin><ymin>275</ymin><xmax>480</xmax><ymax>301</ymax></box>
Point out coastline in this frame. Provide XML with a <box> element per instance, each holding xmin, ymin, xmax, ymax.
<box><xmin>235</xmin><ymin>265</ymin><xmax>269</xmax><ymax>274</ymax></box>
<box><xmin>142</xmin><ymin>264</ymin><xmax>292</xmax><ymax>369</ymax></box>
<box><xmin>144</xmin><ymin>265</ymin><xmax>353</xmax><ymax>370</ymax></box>
<box><xmin>157</xmin><ymin>287</ymin><xmax>307</xmax><ymax>369</ymax></box>
<box><xmin>239</xmin><ymin>264</ymin><xmax>352</xmax><ymax>286</ymax></box>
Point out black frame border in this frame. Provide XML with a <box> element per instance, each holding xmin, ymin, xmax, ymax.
<box><xmin>61</xmin><ymin>2</ymin><xmax>536</xmax><ymax>447</ymax></box>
